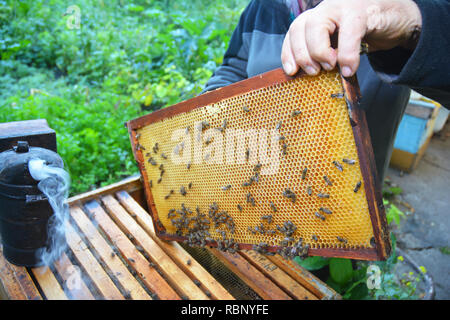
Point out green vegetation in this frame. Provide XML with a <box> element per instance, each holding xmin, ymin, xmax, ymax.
<box><xmin>296</xmin><ymin>185</ymin><xmax>425</xmax><ymax>300</ymax></box>
<box><xmin>0</xmin><ymin>0</ymin><xmax>246</xmax><ymax>195</ymax></box>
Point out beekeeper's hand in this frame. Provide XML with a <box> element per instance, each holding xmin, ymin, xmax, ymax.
<box><xmin>281</xmin><ymin>0</ymin><xmax>422</xmax><ymax>77</ymax></box>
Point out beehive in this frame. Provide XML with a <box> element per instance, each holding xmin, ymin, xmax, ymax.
<box><xmin>127</xmin><ymin>68</ymin><xmax>390</xmax><ymax>261</ymax></box>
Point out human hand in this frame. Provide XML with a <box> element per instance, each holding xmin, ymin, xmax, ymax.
<box><xmin>281</xmin><ymin>0</ymin><xmax>422</xmax><ymax>77</ymax></box>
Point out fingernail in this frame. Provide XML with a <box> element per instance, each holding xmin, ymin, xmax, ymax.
<box><xmin>321</xmin><ymin>62</ymin><xmax>332</xmax><ymax>71</ymax></box>
<box><xmin>305</xmin><ymin>66</ymin><xmax>318</xmax><ymax>75</ymax></box>
<box><xmin>341</xmin><ymin>66</ymin><xmax>352</xmax><ymax>77</ymax></box>
<box><xmin>284</xmin><ymin>62</ymin><xmax>294</xmax><ymax>75</ymax></box>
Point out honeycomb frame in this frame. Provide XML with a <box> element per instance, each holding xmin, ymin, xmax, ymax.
<box><xmin>126</xmin><ymin>68</ymin><xmax>391</xmax><ymax>261</ymax></box>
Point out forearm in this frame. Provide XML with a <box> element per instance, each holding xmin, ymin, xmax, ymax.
<box><xmin>367</xmin><ymin>0</ymin><xmax>450</xmax><ymax>107</ymax></box>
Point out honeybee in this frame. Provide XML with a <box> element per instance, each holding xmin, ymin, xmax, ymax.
<box><xmin>301</xmin><ymin>168</ymin><xmax>308</xmax><ymax>180</ymax></box>
<box><xmin>337</xmin><ymin>236</ymin><xmax>348</xmax><ymax>244</ymax></box>
<box><xmin>242</xmin><ymin>181</ymin><xmax>251</xmax><ymax>187</ymax></box>
<box><xmin>161</xmin><ymin>153</ymin><xmax>168</xmax><ymax>160</ymax></box>
<box><xmin>180</xmin><ymin>186</ymin><xmax>187</xmax><ymax>196</ymax></box>
<box><xmin>312</xmin><ymin>234</ymin><xmax>318</xmax><ymax>241</ymax></box>
<box><xmin>354</xmin><ymin>181</ymin><xmax>362</xmax><ymax>193</ymax></box>
<box><xmin>306</xmin><ymin>186</ymin><xmax>312</xmax><ymax>196</ymax></box>
<box><xmin>200</xmin><ymin>121</ymin><xmax>210</xmax><ymax>131</ymax></box>
<box><xmin>261</xmin><ymin>215</ymin><xmax>273</xmax><ymax>224</ymax></box>
<box><xmin>157</xmin><ymin>177</ymin><xmax>162</xmax><ymax>184</ymax></box>
<box><xmin>165</xmin><ymin>190</ymin><xmax>173</xmax><ymax>199</ymax></box>
<box><xmin>149</xmin><ymin>180</ymin><xmax>153</xmax><ymax>188</ymax></box>
<box><xmin>246</xmin><ymin>192</ymin><xmax>256</xmax><ymax>206</ymax></box>
<box><xmin>332</xmin><ymin>161</ymin><xmax>343</xmax><ymax>172</ymax></box>
<box><xmin>323</xmin><ymin>175</ymin><xmax>333</xmax><ymax>186</ymax></box>
<box><xmin>319</xmin><ymin>207</ymin><xmax>332</xmax><ymax>214</ymax></box>
<box><xmin>291</xmin><ymin>110</ymin><xmax>302</xmax><ymax>117</ymax></box>
<box><xmin>135</xmin><ymin>143</ymin><xmax>146</xmax><ymax>151</ymax></box>
<box><xmin>135</xmin><ymin>133</ymin><xmax>141</xmax><ymax>139</ymax></box>
<box><xmin>245</xmin><ymin>149</ymin><xmax>250</xmax><ymax>161</ymax></box>
<box><xmin>331</xmin><ymin>93</ymin><xmax>344</xmax><ymax>98</ymax></box>
<box><xmin>188</xmin><ymin>182</ymin><xmax>193</xmax><ymax>189</ymax></box>
<box><xmin>276</xmin><ymin>121</ymin><xmax>282</xmax><ymax>130</ymax></box>
<box><xmin>148</xmin><ymin>157</ymin><xmax>157</xmax><ymax>166</ymax></box>
<box><xmin>153</xmin><ymin>143</ymin><xmax>159</xmax><ymax>154</ymax></box>
<box><xmin>269</xmin><ymin>201</ymin><xmax>277</xmax><ymax>212</ymax></box>
<box><xmin>187</xmin><ymin>162</ymin><xmax>191</xmax><ymax>170</ymax></box>
<box><xmin>317</xmin><ymin>192</ymin><xmax>329</xmax><ymax>199</ymax></box>
<box><xmin>254</xmin><ymin>163</ymin><xmax>262</xmax><ymax>172</ymax></box>
<box><xmin>283</xmin><ymin>188</ymin><xmax>296</xmax><ymax>203</ymax></box>
<box><xmin>205</xmin><ymin>137</ymin><xmax>213</xmax><ymax>145</ymax></box>
<box><xmin>282</xmin><ymin>143</ymin><xmax>288</xmax><ymax>155</ymax></box>
<box><xmin>314</xmin><ymin>212</ymin><xmax>326</xmax><ymax>221</ymax></box>
<box><xmin>343</xmin><ymin>158</ymin><xmax>356</xmax><ymax>165</ymax></box>
<box><xmin>222</xmin><ymin>185</ymin><xmax>231</xmax><ymax>191</ymax></box>
<box><xmin>243</xmin><ymin>106</ymin><xmax>250</xmax><ymax>112</ymax></box>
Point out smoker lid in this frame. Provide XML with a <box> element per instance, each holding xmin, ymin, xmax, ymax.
<box><xmin>0</xmin><ymin>141</ymin><xmax>64</xmax><ymax>186</ymax></box>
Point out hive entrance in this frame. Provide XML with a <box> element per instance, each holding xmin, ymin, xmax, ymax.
<box><xmin>127</xmin><ymin>68</ymin><xmax>390</xmax><ymax>261</ymax></box>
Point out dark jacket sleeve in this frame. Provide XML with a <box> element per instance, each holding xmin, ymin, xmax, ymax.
<box><xmin>367</xmin><ymin>0</ymin><xmax>450</xmax><ymax>108</ymax></box>
<box><xmin>201</xmin><ymin>2</ymin><xmax>254</xmax><ymax>93</ymax></box>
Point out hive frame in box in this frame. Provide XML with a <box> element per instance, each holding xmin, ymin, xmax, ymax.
<box><xmin>126</xmin><ymin>68</ymin><xmax>391</xmax><ymax>261</ymax></box>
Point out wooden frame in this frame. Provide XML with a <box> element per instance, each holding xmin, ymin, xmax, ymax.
<box><xmin>126</xmin><ymin>68</ymin><xmax>391</xmax><ymax>261</ymax></box>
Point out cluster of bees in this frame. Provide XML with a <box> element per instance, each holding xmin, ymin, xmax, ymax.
<box><xmin>136</xmin><ymin>91</ymin><xmax>362</xmax><ymax>259</ymax></box>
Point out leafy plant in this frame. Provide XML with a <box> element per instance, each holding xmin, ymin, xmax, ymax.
<box><xmin>295</xmin><ymin>186</ymin><xmax>421</xmax><ymax>300</ymax></box>
<box><xmin>0</xmin><ymin>0</ymin><xmax>247</xmax><ymax>195</ymax></box>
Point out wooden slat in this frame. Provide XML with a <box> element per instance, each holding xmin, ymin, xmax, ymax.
<box><xmin>0</xmin><ymin>246</ymin><xmax>29</xmax><ymax>300</ymax></box>
<box><xmin>70</xmin><ymin>206</ymin><xmax>151</xmax><ymax>300</ymax></box>
<box><xmin>100</xmin><ymin>194</ymin><xmax>209</xmax><ymax>300</ymax></box>
<box><xmin>209</xmin><ymin>248</ymin><xmax>292</xmax><ymax>300</ymax></box>
<box><xmin>31</xmin><ymin>267</ymin><xmax>67</xmax><ymax>300</ymax></box>
<box><xmin>65</xmin><ymin>223</ymin><xmax>124</xmax><ymax>300</ymax></box>
<box><xmin>53</xmin><ymin>252</ymin><xmax>95</xmax><ymax>300</ymax></box>
<box><xmin>267</xmin><ymin>255</ymin><xmax>340</xmax><ymax>300</ymax></box>
<box><xmin>116</xmin><ymin>190</ymin><xmax>235</xmax><ymax>300</ymax></box>
<box><xmin>7</xmin><ymin>264</ymin><xmax>42</xmax><ymax>300</ymax></box>
<box><xmin>240</xmin><ymin>250</ymin><xmax>317</xmax><ymax>300</ymax></box>
<box><xmin>83</xmin><ymin>200</ymin><xmax>180</xmax><ymax>300</ymax></box>
<box><xmin>68</xmin><ymin>175</ymin><xmax>142</xmax><ymax>206</ymax></box>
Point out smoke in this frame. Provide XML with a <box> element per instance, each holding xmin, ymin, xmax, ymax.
<box><xmin>28</xmin><ymin>158</ymin><xmax>70</xmax><ymax>267</ymax></box>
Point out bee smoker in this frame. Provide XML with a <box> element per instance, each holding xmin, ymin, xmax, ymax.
<box><xmin>0</xmin><ymin>120</ymin><xmax>64</xmax><ymax>267</ymax></box>
<box><xmin>0</xmin><ymin>141</ymin><xmax>66</xmax><ymax>266</ymax></box>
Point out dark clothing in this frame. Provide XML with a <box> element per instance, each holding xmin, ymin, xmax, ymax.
<box><xmin>203</xmin><ymin>0</ymin><xmax>415</xmax><ymax>180</ymax></box>
<box><xmin>368</xmin><ymin>0</ymin><xmax>450</xmax><ymax>108</ymax></box>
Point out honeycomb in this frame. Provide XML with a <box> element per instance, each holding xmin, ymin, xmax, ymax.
<box><xmin>131</xmin><ymin>70</ymin><xmax>378</xmax><ymax>256</ymax></box>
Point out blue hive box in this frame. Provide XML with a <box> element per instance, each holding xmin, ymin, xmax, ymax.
<box><xmin>390</xmin><ymin>99</ymin><xmax>440</xmax><ymax>172</ymax></box>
